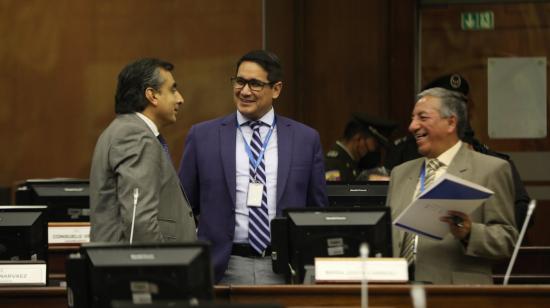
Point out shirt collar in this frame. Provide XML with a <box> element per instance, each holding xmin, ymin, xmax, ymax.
<box><xmin>135</xmin><ymin>112</ymin><xmax>160</xmax><ymax>137</ymax></box>
<box><xmin>237</xmin><ymin>107</ymin><xmax>275</xmax><ymax>127</ymax></box>
<box><xmin>427</xmin><ymin>140</ymin><xmax>462</xmax><ymax>166</ymax></box>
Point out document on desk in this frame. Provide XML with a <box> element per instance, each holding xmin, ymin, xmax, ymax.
<box><xmin>393</xmin><ymin>173</ymin><xmax>493</xmax><ymax>240</ymax></box>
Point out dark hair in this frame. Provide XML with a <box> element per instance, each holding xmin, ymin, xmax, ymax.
<box><xmin>343</xmin><ymin>119</ymin><xmax>371</xmax><ymax>141</ymax></box>
<box><xmin>115</xmin><ymin>58</ymin><xmax>174</xmax><ymax>114</ymax></box>
<box><xmin>417</xmin><ymin>87</ymin><xmax>468</xmax><ymax>138</ymax></box>
<box><xmin>236</xmin><ymin>50</ymin><xmax>283</xmax><ymax>83</ymax></box>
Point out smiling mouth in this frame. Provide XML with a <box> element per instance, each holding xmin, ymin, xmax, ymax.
<box><xmin>239</xmin><ymin>98</ymin><xmax>256</xmax><ymax>104</ymax></box>
<box><xmin>414</xmin><ymin>132</ymin><xmax>428</xmax><ymax>142</ymax></box>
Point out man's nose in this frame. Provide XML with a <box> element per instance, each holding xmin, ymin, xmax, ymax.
<box><xmin>240</xmin><ymin>83</ymin><xmax>253</xmax><ymax>95</ymax></box>
<box><xmin>408</xmin><ymin>119</ymin><xmax>418</xmax><ymax>133</ymax></box>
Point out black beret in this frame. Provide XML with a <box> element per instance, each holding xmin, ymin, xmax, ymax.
<box><xmin>422</xmin><ymin>73</ymin><xmax>469</xmax><ymax>96</ymax></box>
<box><xmin>352</xmin><ymin>113</ymin><xmax>397</xmax><ymax>146</ymax></box>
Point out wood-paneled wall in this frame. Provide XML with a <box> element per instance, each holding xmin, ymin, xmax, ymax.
<box><xmin>267</xmin><ymin>0</ymin><xmax>399</xmax><ymax>151</ymax></box>
<box><xmin>269</xmin><ymin>0</ymin><xmax>419</xmax><ymax>149</ymax></box>
<box><xmin>420</xmin><ymin>2</ymin><xmax>550</xmax><ymax>152</ymax></box>
<box><xmin>0</xmin><ymin>0</ymin><xmax>262</xmax><ymax>187</ymax></box>
<box><xmin>4</xmin><ymin>0</ymin><xmax>548</xmax><ymax>189</ymax></box>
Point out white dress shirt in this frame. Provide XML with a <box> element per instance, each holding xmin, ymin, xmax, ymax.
<box><xmin>412</xmin><ymin>140</ymin><xmax>463</xmax><ymax>200</ymax></box>
<box><xmin>135</xmin><ymin>112</ymin><xmax>159</xmax><ymax>137</ymax></box>
<box><xmin>234</xmin><ymin>108</ymin><xmax>278</xmax><ymax>243</ymax></box>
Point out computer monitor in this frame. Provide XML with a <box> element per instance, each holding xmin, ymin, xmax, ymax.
<box><xmin>326</xmin><ymin>181</ymin><xmax>388</xmax><ymax>207</ymax></box>
<box><xmin>271</xmin><ymin>206</ymin><xmax>392</xmax><ymax>283</ymax></box>
<box><xmin>0</xmin><ymin>205</ymin><xmax>48</xmax><ymax>261</ymax></box>
<box><xmin>15</xmin><ymin>179</ymin><xmax>89</xmax><ymax>222</ymax></box>
<box><xmin>66</xmin><ymin>242</ymin><xmax>214</xmax><ymax>308</ymax></box>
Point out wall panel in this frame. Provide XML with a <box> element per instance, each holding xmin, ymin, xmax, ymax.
<box><xmin>0</xmin><ymin>0</ymin><xmax>262</xmax><ymax>187</ymax></box>
<box><xmin>420</xmin><ymin>2</ymin><xmax>550</xmax><ymax>152</ymax></box>
<box><xmin>297</xmin><ymin>0</ymin><xmax>391</xmax><ymax>151</ymax></box>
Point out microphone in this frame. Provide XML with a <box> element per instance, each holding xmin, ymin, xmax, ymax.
<box><xmin>129</xmin><ymin>188</ymin><xmax>139</xmax><ymax>244</ymax></box>
<box><xmin>503</xmin><ymin>199</ymin><xmax>537</xmax><ymax>285</ymax></box>
<box><xmin>360</xmin><ymin>242</ymin><xmax>369</xmax><ymax>308</ymax></box>
<box><xmin>410</xmin><ymin>284</ymin><xmax>426</xmax><ymax>308</ymax></box>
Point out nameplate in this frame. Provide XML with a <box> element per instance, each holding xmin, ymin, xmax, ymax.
<box><xmin>314</xmin><ymin>257</ymin><xmax>408</xmax><ymax>283</ymax></box>
<box><xmin>48</xmin><ymin>223</ymin><xmax>90</xmax><ymax>244</ymax></box>
<box><xmin>0</xmin><ymin>262</ymin><xmax>47</xmax><ymax>286</ymax></box>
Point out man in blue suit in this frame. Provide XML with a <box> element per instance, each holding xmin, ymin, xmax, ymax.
<box><xmin>178</xmin><ymin>50</ymin><xmax>328</xmax><ymax>284</ymax></box>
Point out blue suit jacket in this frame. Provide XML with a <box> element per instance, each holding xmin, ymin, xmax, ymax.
<box><xmin>178</xmin><ymin>112</ymin><xmax>328</xmax><ymax>282</ymax></box>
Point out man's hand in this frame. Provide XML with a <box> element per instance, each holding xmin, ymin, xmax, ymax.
<box><xmin>440</xmin><ymin>210</ymin><xmax>471</xmax><ymax>241</ymax></box>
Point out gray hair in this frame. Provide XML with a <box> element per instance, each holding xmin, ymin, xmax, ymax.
<box><xmin>417</xmin><ymin>87</ymin><xmax>468</xmax><ymax>138</ymax></box>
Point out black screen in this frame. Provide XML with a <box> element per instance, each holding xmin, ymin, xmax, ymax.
<box><xmin>66</xmin><ymin>242</ymin><xmax>214</xmax><ymax>308</ymax></box>
<box><xmin>15</xmin><ymin>179</ymin><xmax>89</xmax><ymax>222</ymax></box>
<box><xmin>272</xmin><ymin>206</ymin><xmax>392</xmax><ymax>283</ymax></box>
<box><xmin>327</xmin><ymin>181</ymin><xmax>388</xmax><ymax>207</ymax></box>
<box><xmin>0</xmin><ymin>205</ymin><xmax>48</xmax><ymax>261</ymax></box>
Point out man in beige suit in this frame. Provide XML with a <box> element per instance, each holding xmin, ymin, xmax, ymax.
<box><xmin>90</xmin><ymin>58</ymin><xmax>196</xmax><ymax>243</ymax></box>
<box><xmin>387</xmin><ymin>87</ymin><xmax>517</xmax><ymax>284</ymax></box>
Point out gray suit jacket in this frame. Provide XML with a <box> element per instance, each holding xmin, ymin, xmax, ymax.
<box><xmin>90</xmin><ymin>113</ymin><xmax>196</xmax><ymax>243</ymax></box>
<box><xmin>387</xmin><ymin>144</ymin><xmax>518</xmax><ymax>284</ymax></box>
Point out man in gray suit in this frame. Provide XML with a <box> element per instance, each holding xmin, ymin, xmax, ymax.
<box><xmin>387</xmin><ymin>87</ymin><xmax>517</xmax><ymax>284</ymax></box>
<box><xmin>90</xmin><ymin>58</ymin><xmax>196</xmax><ymax>243</ymax></box>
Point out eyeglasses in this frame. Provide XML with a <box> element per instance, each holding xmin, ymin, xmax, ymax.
<box><xmin>231</xmin><ymin>77</ymin><xmax>273</xmax><ymax>92</ymax></box>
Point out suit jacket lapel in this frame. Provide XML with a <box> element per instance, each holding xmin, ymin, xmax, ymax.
<box><xmin>396</xmin><ymin>159</ymin><xmax>423</xmax><ymax>245</ymax></box>
<box><xmin>396</xmin><ymin>159</ymin><xmax>422</xmax><ymax>213</ymax></box>
<box><xmin>276</xmin><ymin>116</ymin><xmax>292</xmax><ymax>204</ymax></box>
<box><xmin>220</xmin><ymin>113</ymin><xmax>237</xmax><ymax>207</ymax></box>
<box><xmin>446</xmin><ymin>143</ymin><xmax>470</xmax><ymax>179</ymax></box>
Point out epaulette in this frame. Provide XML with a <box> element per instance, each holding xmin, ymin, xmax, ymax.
<box><xmin>326</xmin><ymin>150</ymin><xmax>339</xmax><ymax>158</ymax></box>
<box><xmin>325</xmin><ymin>170</ymin><xmax>341</xmax><ymax>181</ymax></box>
<box><xmin>393</xmin><ymin>136</ymin><xmax>408</xmax><ymax>146</ymax></box>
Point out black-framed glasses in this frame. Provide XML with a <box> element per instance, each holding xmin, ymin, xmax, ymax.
<box><xmin>231</xmin><ymin>77</ymin><xmax>273</xmax><ymax>92</ymax></box>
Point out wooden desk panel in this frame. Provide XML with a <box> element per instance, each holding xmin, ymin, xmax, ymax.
<box><xmin>1</xmin><ymin>285</ymin><xmax>549</xmax><ymax>308</ymax></box>
<box><xmin>48</xmin><ymin>244</ymin><xmax>80</xmax><ymax>277</ymax></box>
<box><xmin>0</xmin><ymin>287</ymin><xmax>66</xmax><ymax>308</ymax></box>
<box><xmin>228</xmin><ymin>285</ymin><xmax>550</xmax><ymax>307</ymax></box>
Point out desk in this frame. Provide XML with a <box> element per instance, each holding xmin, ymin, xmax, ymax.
<box><xmin>1</xmin><ymin>285</ymin><xmax>549</xmax><ymax>307</ymax></box>
<box><xmin>0</xmin><ymin>286</ymin><xmax>66</xmax><ymax>308</ymax></box>
<box><xmin>225</xmin><ymin>284</ymin><xmax>550</xmax><ymax>307</ymax></box>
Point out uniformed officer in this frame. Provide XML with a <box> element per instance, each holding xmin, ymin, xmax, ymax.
<box><xmin>325</xmin><ymin>114</ymin><xmax>396</xmax><ymax>182</ymax></box>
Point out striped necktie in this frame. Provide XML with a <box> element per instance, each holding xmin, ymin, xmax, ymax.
<box><xmin>401</xmin><ymin>158</ymin><xmax>443</xmax><ymax>266</ymax></box>
<box><xmin>247</xmin><ymin>121</ymin><xmax>271</xmax><ymax>255</ymax></box>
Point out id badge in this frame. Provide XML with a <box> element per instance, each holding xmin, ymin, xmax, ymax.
<box><xmin>247</xmin><ymin>182</ymin><xmax>264</xmax><ymax>207</ymax></box>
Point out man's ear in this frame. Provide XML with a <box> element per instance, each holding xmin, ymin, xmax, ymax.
<box><xmin>145</xmin><ymin>87</ymin><xmax>158</xmax><ymax>106</ymax></box>
<box><xmin>271</xmin><ymin>81</ymin><xmax>283</xmax><ymax>99</ymax></box>
<box><xmin>447</xmin><ymin>115</ymin><xmax>457</xmax><ymax>133</ymax></box>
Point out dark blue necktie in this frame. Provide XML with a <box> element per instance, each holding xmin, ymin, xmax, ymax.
<box><xmin>247</xmin><ymin>121</ymin><xmax>271</xmax><ymax>254</ymax></box>
<box><xmin>157</xmin><ymin>134</ymin><xmax>170</xmax><ymax>156</ymax></box>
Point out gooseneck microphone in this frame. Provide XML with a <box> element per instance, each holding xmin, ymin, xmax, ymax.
<box><xmin>360</xmin><ymin>242</ymin><xmax>369</xmax><ymax>308</ymax></box>
<box><xmin>411</xmin><ymin>284</ymin><xmax>426</xmax><ymax>308</ymax></box>
<box><xmin>129</xmin><ymin>188</ymin><xmax>139</xmax><ymax>244</ymax></box>
<box><xmin>503</xmin><ymin>200</ymin><xmax>537</xmax><ymax>285</ymax></box>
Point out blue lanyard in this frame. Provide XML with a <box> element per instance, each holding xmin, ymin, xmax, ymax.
<box><xmin>237</xmin><ymin>117</ymin><xmax>277</xmax><ymax>178</ymax></box>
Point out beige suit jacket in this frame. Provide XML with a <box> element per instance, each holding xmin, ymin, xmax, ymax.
<box><xmin>90</xmin><ymin>113</ymin><xmax>196</xmax><ymax>243</ymax></box>
<box><xmin>387</xmin><ymin>144</ymin><xmax>517</xmax><ymax>284</ymax></box>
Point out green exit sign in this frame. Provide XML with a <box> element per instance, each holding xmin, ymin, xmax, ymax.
<box><xmin>461</xmin><ymin>11</ymin><xmax>494</xmax><ymax>30</ymax></box>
